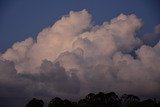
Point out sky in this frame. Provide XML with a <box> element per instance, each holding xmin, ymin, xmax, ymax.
<box><xmin>1</xmin><ymin>0</ymin><xmax>160</xmax><ymax>52</ymax></box>
<box><xmin>0</xmin><ymin>0</ymin><xmax>160</xmax><ymax>107</ymax></box>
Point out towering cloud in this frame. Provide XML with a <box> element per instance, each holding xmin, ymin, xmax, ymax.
<box><xmin>2</xmin><ymin>9</ymin><xmax>91</xmax><ymax>73</ymax></box>
<box><xmin>0</xmin><ymin>9</ymin><xmax>160</xmax><ymax>107</ymax></box>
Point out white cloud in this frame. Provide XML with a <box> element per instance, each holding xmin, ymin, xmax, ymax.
<box><xmin>0</xmin><ymin>9</ymin><xmax>160</xmax><ymax>106</ymax></box>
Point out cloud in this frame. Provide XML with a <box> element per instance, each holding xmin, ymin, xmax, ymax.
<box><xmin>73</xmin><ymin>14</ymin><xmax>142</xmax><ymax>57</ymax></box>
<box><xmin>0</xmin><ymin>9</ymin><xmax>160</xmax><ymax>107</ymax></box>
<box><xmin>1</xmin><ymin>37</ymin><xmax>34</xmax><ymax>73</ymax></box>
<box><xmin>155</xmin><ymin>24</ymin><xmax>160</xmax><ymax>34</ymax></box>
<box><xmin>141</xmin><ymin>24</ymin><xmax>160</xmax><ymax>46</ymax></box>
<box><xmin>0</xmin><ymin>60</ymin><xmax>28</xmax><ymax>107</ymax></box>
<box><xmin>1</xmin><ymin>9</ymin><xmax>91</xmax><ymax>73</ymax></box>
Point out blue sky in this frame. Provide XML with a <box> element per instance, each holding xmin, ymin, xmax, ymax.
<box><xmin>0</xmin><ymin>0</ymin><xmax>160</xmax><ymax>52</ymax></box>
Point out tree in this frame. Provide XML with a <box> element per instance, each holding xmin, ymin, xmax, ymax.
<box><xmin>49</xmin><ymin>97</ymin><xmax>64</xmax><ymax>107</ymax></box>
<box><xmin>140</xmin><ymin>99</ymin><xmax>157</xmax><ymax>107</ymax></box>
<box><xmin>63</xmin><ymin>99</ymin><xmax>72</xmax><ymax>107</ymax></box>
<box><xmin>121</xmin><ymin>94</ymin><xmax>140</xmax><ymax>107</ymax></box>
<box><xmin>26</xmin><ymin>98</ymin><xmax>44</xmax><ymax>107</ymax></box>
<box><xmin>105</xmin><ymin>92</ymin><xmax>121</xmax><ymax>107</ymax></box>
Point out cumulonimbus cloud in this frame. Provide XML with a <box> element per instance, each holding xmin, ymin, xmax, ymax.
<box><xmin>0</xmin><ymin>9</ymin><xmax>160</xmax><ymax>107</ymax></box>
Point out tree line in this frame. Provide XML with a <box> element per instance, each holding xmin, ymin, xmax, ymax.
<box><xmin>26</xmin><ymin>92</ymin><xmax>160</xmax><ymax>107</ymax></box>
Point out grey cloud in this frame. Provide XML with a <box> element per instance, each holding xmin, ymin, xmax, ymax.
<box><xmin>155</xmin><ymin>24</ymin><xmax>160</xmax><ymax>34</ymax></box>
<box><xmin>142</xmin><ymin>24</ymin><xmax>160</xmax><ymax>46</ymax></box>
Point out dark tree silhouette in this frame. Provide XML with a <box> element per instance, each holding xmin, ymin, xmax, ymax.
<box><xmin>63</xmin><ymin>99</ymin><xmax>72</xmax><ymax>107</ymax></box>
<box><xmin>26</xmin><ymin>98</ymin><xmax>44</xmax><ymax>107</ymax></box>
<box><xmin>85</xmin><ymin>93</ymin><xmax>95</xmax><ymax>101</ymax></box>
<box><xmin>26</xmin><ymin>92</ymin><xmax>160</xmax><ymax>107</ymax></box>
<box><xmin>49</xmin><ymin>97</ymin><xmax>77</xmax><ymax>107</ymax></box>
<box><xmin>49</xmin><ymin>97</ymin><xmax>64</xmax><ymax>107</ymax></box>
<box><xmin>78</xmin><ymin>92</ymin><xmax>121</xmax><ymax>107</ymax></box>
<box><xmin>157</xmin><ymin>101</ymin><xmax>160</xmax><ymax>107</ymax></box>
<box><xmin>121</xmin><ymin>94</ymin><xmax>140</xmax><ymax>107</ymax></box>
<box><xmin>105</xmin><ymin>92</ymin><xmax>121</xmax><ymax>107</ymax></box>
<box><xmin>78</xmin><ymin>99</ymin><xmax>88</xmax><ymax>107</ymax></box>
<box><xmin>140</xmin><ymin>99</ymin><xmax>157</xmax><ymax>107</ymax></box>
